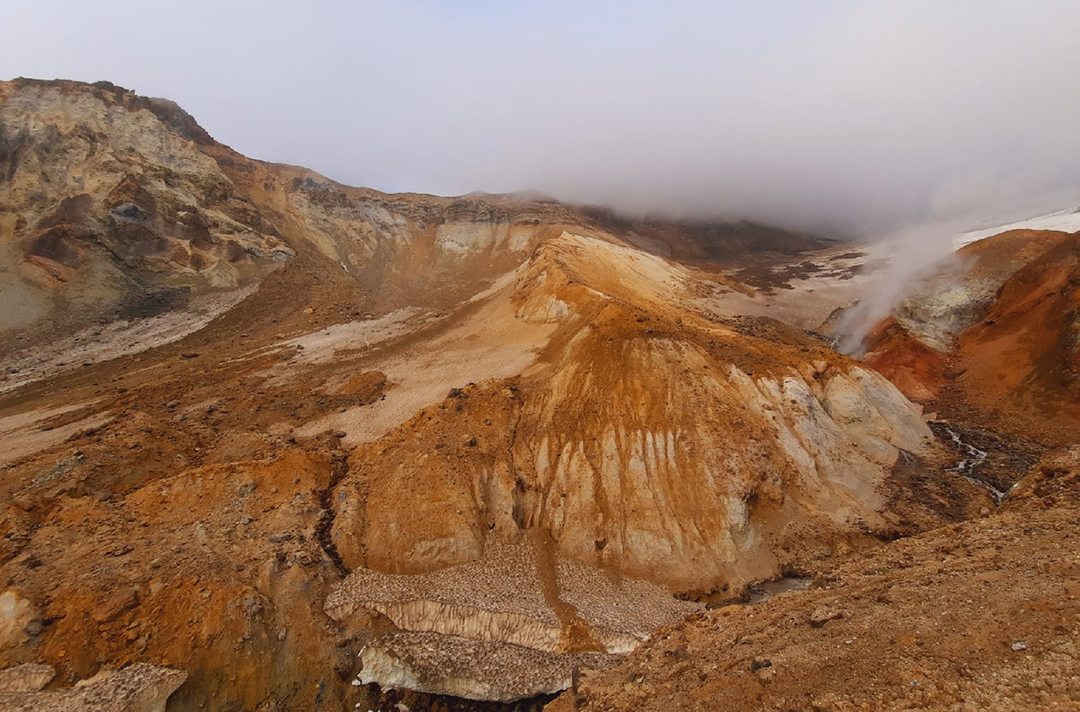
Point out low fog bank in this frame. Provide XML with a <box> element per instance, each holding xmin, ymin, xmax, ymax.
<box><xmin>3</xmin><ymin>1</ymin><xmax>1080</xmax><ymax>239</ymax></box>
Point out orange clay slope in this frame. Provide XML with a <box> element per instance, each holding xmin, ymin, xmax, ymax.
<box><xmin>948</xmin><ymin>231</ymin><xmax>1080</xmax><ymax>445</ymax></box>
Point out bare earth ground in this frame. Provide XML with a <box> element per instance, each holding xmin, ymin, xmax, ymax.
<box><xmin>0</xmin><ymin>405</ymin><xmax>111</xmax><ymax>469</ymax></box>
<box><xmin>292</xmin><ymin>292</ymin><xmax>557</xmax><ymax>447</ymax></box>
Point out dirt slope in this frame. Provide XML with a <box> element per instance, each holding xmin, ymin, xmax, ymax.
<box><xmin>860</xmin><ymin>318</ymin><xmax>948</xmax><ymax>402</ymax></box>
<box><xmin>546</xmin><ymin>451</ymin><xmax>1080</xmax><ymax>712</ymax></box>
<box><xmin>947</xmin><ymin>232</ymin><xmax>1080</xmax><ymax>444</ymax></box>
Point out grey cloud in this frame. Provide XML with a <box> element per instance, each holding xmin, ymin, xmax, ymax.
<box><xmin>2</xmin><ymin>0</ymin><xmax>1079</xmax><ymax>237</ymax></box>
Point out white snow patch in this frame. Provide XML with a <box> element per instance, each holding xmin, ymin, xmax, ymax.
<box><xmin>956</xmin><ymin>206</ymin><xmax>1080</xmax><ymax>248</ymax></box>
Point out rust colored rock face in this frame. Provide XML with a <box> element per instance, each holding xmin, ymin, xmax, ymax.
<box><xmin>860</xmin><ymin>318</ymin><xmax>947</xmax><ymax>402</ymax></box>
<box><xmin>90</xmin><ymin>587</ymin><xmax>139</xmax><ymax>624</ymax></box>
<box><xmin>330</xmin><ymin>315</ymin><xmax>934</xmax><ymax>594</ymax></box>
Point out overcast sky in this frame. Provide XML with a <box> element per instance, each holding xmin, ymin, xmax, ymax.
<box><xmin>3</xmin><ymin>1</ymin><xmax>1080</xmax><ymax>235</ymax></box>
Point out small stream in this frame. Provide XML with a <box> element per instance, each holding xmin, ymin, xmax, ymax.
<box><xmin>937</xmin><ymin>424</ymin><xmax>1010</xmax><ymax>504</ymax></box>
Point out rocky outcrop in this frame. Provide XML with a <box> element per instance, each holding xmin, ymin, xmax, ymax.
<box><xmin>0</xmin><ymin>79</ymin><xmax>293</xmax><ymax>339</ymax></box>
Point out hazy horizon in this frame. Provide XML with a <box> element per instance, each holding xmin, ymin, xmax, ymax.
<box><xmin>4</xmin><ymin>1</ymin><xmax>1080</xmax><ymax>237</ymax></box>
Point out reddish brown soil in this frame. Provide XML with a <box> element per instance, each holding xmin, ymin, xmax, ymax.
<box><xmin>945</xmin><ymin>233</ymin><xmax>1080</xmax><ymax>445</ymax></box>
<box><xmin>956</xmin><ymin>228</ymin><xmax>1072</xmax><ymax>277</ymax></box>
<box><xmin>861</xmin><ymin>318</ymin><xmax>947</xmax><ymax>402</ymax></box>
